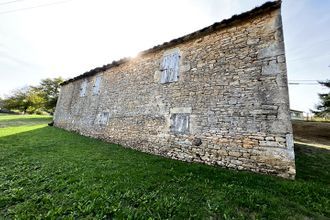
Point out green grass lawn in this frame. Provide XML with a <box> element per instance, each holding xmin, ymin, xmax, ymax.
<box><xmin>0</xmin><ymin>114</ymin><xmax>329</xmax><ymax>219</ymax></box>
<box><xmin>0</xmin><ymin>114</ymin><xmax>52</xmax><ymax>128</ymax></box>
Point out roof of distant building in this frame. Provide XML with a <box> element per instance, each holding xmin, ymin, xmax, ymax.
<box><xmin>290</xmin><ymin>109</ymin><xmax>304</xmax><ymax>113</ymax></box>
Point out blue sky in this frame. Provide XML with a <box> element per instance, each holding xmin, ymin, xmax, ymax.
<box><xmin>0</xmin><ymin>0</ymin><xmax>329</xmax><ymax>113</ymax></box>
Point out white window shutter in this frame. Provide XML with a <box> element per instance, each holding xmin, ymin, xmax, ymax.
<box><xmin>95</xmin><ymin>112</ymin><xmax>109</xmax><ymax>125</ymax></box>
<box><xmin>171</xmin><ymin>113</ymin><xmax>190</xmax><ymax>134</ymax></box>
<box><xmin>100</xmin><ymin>112</ymin><xmax>109</xmax><ymax>125</ymax></box>
<box><xmin>160</xmin><ymin>56</ymin><xmax>168</xmax><ymax>83</ymax></box>
<box><xmin>160</xmin><ymin>51</ymin><xmax>180</xmax><ymax>84</ymax></box>
<box><xmin>170</xmin><ymin>52</ymin><xmax>180</xmax><ymax>82</ymax></box>
<box><xmin>80</xmin><ymin>80</ymin><xmax>87</xmax><ymax>97</ymax></box>
<box><xmin>93</xmin><ymin>76</ymin><xmax>101</xmax><ymax>95</ymax></box>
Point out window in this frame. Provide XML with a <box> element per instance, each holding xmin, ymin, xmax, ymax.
<box><xmin>100</xmin><ymin>112</ymin><xmax>109</xmax><ymax>125</ymax></box>
<box><xmin>93</xmin><ymin>76</ymin><xmax>101</xmax><ymax>95</ymax></box>
<box><xmin>171</xmin><ymin>113</ymin><xmax>190</xmax><ymax>134</ymax></box>
<box><xmin>160</xmin><ymin>51</ymin><xmax>180</xmax><ymax>83</ymax></box>
<box><xmin>96</xmin><ymin>112</ymin><xmax>109</xmax><ymax>125</ymax></box>
<box><xmin>79</xmin><ymin>80</ymin><xmax>87</xmax><ymax>97</ymax></box>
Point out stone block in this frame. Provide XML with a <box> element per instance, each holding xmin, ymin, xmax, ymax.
<box><xmin>258</xmin><ymin>42</ymin><xmax>284</xmax><ymax>59</ymax></box>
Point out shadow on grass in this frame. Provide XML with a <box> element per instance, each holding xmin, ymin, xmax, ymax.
<box><xmin>294</xmin><ymin>143</ymin><xmax>330</xmax><ymax>184</ymax></box>
<box><xmin>0</xmin><ymin>126</ymin><xmax>329</xmax><ymax>219</ymax></box>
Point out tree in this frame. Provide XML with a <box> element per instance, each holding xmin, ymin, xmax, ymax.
<box><xmin>2</xmin><ymin>77</ymin><xmax>64</xmax><ymax>114</ymax></box>
<box><xmin>0</xmin><ymin>97</ymin><xmax>3</xmax><ymax>109</ymax></box>
<box><xmin>35</xmin><ymin>77</ymin><xmax>64</xmax><ymax>114</ymax></box>
<box><xmin>313</xmin><ymin>80</ymin><xmax>330</xmax><ymax>118</ymax></box>
<box><xmin>3</xmin><ymin>86</ymin><xmax>45</xmax><ymax>114</ymax></box>
<box><xmin>25</xmin><ymin>87</ymin><xmax>46</xmax><ymax>114</ymax></box>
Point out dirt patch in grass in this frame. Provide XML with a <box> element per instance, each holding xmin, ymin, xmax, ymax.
<box><xmin>292</xmin><ymin>120</ymin><xmax>330</xmax><ymax>146</ymax></box>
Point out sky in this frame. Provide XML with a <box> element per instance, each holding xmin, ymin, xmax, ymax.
<box><xmin>0</xmin><ymin>0</ymin><xmax>329</xmax><ymax>113</ymax></box>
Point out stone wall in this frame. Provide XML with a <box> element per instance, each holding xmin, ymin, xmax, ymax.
<box><xmin>54</xmin><ymin>3</ymin><xmax>296</xmax><ymax>179</ymax></box>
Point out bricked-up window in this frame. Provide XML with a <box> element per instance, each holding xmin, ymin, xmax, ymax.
<box><xmin>92</xmin><ymin>76</ymin><xmax>101</xmax><ymax>95</ymax></box>
<box><xmin>160</xmin><ymin>51</ymin><xmax>180</xmax><ymax>83</ymax></box>
<box><xmin>171</xmin><ymin>113</ymin><xmax>190</xmax><ymax>134</ymax></box>
<box><xmin>79</xmin><ymin>80</ymin><xmax>87</xmax><ymax>97</ymax></box>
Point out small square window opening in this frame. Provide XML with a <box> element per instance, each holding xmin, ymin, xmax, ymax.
<box><xmin>171</xmin><ymin>113</ymin><xmax>190</xmax><ymax>134</ymax></box>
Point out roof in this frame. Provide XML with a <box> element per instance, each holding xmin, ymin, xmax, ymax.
<box><xmin>61</xmin><ymin>1</ymin><xmax>281</xmax><ymax>86</ymax></box>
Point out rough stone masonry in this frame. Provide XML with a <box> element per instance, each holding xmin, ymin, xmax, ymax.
<box><xmin>54</xmin><ymin>1</ymin><xmax>296</xmax><ymax>179</ymax></box>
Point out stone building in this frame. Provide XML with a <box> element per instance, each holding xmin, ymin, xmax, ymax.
<box><xmin>54</xmin><ymin>1</ymin><xmax>296</xmax><ymax>179</ymax></box>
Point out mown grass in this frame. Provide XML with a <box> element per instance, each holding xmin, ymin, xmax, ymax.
<box><xmin>0</xmin><ymin>115</ymin><xmax>329</xmax><ymax>219</ymax></box>
<box><xmin>0</xmin><ymin>113</ymin><xmax>52</xmax><ymax>128</ymax></box>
